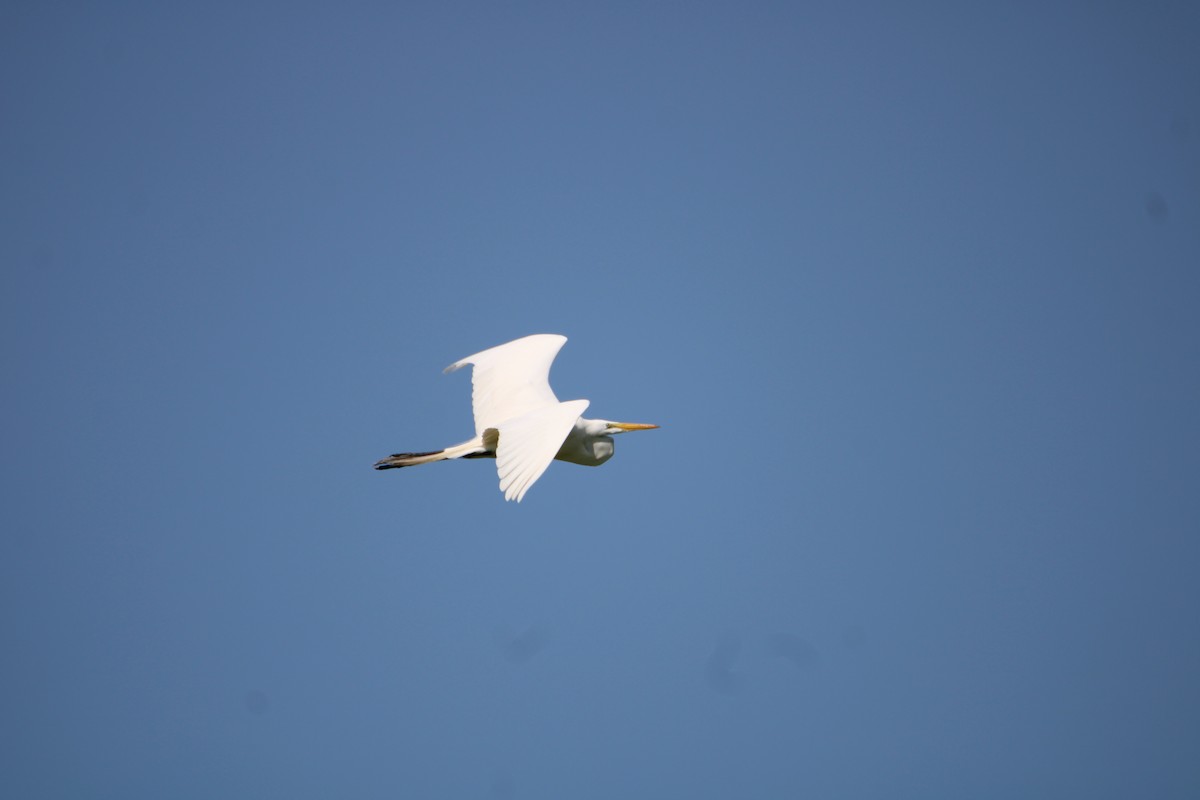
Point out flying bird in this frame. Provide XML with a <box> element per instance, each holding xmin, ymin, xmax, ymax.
<box><xmin>374</xmin><ymin>334</ymin><xmax>658</xmax><ymax>502</ymax></box>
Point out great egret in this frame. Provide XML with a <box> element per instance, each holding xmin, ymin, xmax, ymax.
<box><xmin>374</xmin><ymin>334</ymin><xmax>658</xmax><ymax>502</ymax></box>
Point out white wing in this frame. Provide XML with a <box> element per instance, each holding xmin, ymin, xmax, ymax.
<box><xmin>495</xmin><ymin>399</ymin><xmax>590</xmax><ymax>502</ymax></box>
<box><xmin>445</xmin><ymin>334</ymin><xmax>567</xmax><ymax>435</ymax></box>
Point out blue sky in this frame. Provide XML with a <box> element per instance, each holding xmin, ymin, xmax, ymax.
<box><xmin>3</xmin><ymin>3</ymin><xmax>1199</xmax><ymax>797</ymax></box>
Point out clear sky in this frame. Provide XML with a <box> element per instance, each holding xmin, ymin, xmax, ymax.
<box><xmin>3</xmin><ymin>3</ymin><xmax>1199</xmax><ymax>798</ymax></box>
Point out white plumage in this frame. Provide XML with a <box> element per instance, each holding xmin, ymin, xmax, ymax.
<box><xmin>445</xmin><ymin>333</ymin><xmax>569</xmax><ymax>436</ymax></box>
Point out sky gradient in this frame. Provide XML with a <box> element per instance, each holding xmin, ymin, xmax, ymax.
<box><xmin>3</xmin><ymin>3</ymin><xmax>1199</xmax><ymax>798</ymax></box>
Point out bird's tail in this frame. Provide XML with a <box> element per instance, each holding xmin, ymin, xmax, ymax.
<box><xmin>373</xmin><ymin>438</ymin><xmax>485</xmax><ymax>470</ymax></box>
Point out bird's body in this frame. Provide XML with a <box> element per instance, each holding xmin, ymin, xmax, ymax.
<box><xmin>374</xmin><ymin>334</ymin><xmax>657</xmax><ymax>501</ymax></box>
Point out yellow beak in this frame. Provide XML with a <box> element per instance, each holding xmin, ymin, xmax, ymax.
<box><xmin>610</xmin><ymin>422</ymin><xmax>660</xmax><ymax>431</ymax></box>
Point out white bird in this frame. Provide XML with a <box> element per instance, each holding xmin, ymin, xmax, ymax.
<box><xmin>374</xmin><ymin>334</ymin><xmax>659</xmax><ymax>502</ymax></box>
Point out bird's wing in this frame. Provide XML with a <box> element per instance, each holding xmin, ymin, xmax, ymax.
<box><xmin>445</xmin><ymin>334</ymin><xmax>567</xmax><ymax>435</ymax></box>
<box><xmin>494</xmin><ymin>399</ymin><xmax>589</xmax><ymax>502</ymax></box>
